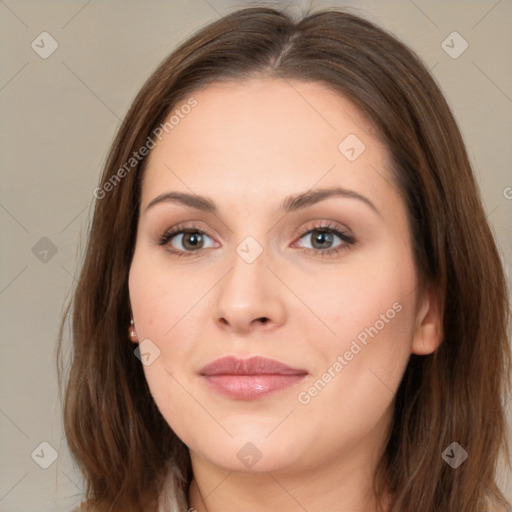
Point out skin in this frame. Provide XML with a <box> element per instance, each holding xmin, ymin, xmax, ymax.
<box><xmin>128</xmin><ymin>77</ymin><xmax>442</xmax><ymax>511</ymax></box>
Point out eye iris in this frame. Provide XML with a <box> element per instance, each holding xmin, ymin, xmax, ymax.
<box><xmin>183</xmin><ymin>232</ymin><xmax>203</xmax><ymax>250</ymax></box>
<box><xmin>312</xmin><ymin>230</ymin><xmax>333</xmax><ymax>249</ymax></box>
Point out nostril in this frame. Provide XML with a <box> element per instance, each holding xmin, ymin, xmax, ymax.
<box><xmin>258</xmin><ymin>317</ymin><xmax>269</xmax><ymax>324</ymax></box>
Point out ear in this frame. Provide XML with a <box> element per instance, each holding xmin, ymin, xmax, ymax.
<box><xmin>128</xmin><ymin>318</ymin><xmax>139</xmax><ymax>344</ymax></box>
<box><xmin>411</xmin><ymin>284</ymin><xmax>443</xmax><ymax>355</ymax></box>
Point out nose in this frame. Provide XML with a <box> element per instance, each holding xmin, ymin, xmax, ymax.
<box><xmin>213</xmin><ymin>247</ymin><xmax>286</xmax><ymax>336</ymax></box>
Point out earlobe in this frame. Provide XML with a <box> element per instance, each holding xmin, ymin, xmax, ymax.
<box><xmin>411</xmin><ymin>286</ymin><xmax>443</xmax><ymax>355</ymax></box>
<box><xmin>128</xmin><ymin>318</ymin><xmax>139</xmax><ymax>343</ymax></box>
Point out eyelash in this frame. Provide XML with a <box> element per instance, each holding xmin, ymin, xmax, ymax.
<box><xmin>157</xmin><ymin>222</ymin><xmax>356</xmax><ymax>259</ymax></box>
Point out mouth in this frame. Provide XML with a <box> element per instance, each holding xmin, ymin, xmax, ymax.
<box><xmin>199</xmin><ymin>356</ymin><xmax>308</xmax><ymax>400</ymax></box>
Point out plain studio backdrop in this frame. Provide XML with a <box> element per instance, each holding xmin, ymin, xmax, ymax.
<box><xmin>0</xmin><ymin>0</ymin><xmax>511</xmax><ymax>510</ymax></box>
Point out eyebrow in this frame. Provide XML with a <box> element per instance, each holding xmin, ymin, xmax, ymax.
<box><xmin>144</xmin><ymin>186</ymin><xmax>379</xmax><ymax>216</ymax></box>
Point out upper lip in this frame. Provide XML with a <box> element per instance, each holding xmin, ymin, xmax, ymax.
<box><xmin>199</xmin><ymin>356</ymin><xmax>308</xmax><ymax>376</ymax></box>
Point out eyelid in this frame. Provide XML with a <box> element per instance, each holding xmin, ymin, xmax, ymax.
<box><xmin>157</xmin><ymin>222</ymin><xmax>218</xmax><ymax>246</ymax></box>
<box><xmin>291</xmin><ymin>221</ymin><xmax>355</xmax><ymax>253</ymax></box>
<box><xmin>292</xmin><ymin>219</ymin><xmax>353</xmax><ymax>241</ymax></box>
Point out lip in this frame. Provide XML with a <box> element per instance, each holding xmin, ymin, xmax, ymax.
<box><xmin>199</xmin><ymin>356</ymin><xmax>308</xmax><ymax>400</ymax></box>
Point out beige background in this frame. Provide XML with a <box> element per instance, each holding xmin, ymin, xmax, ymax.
<box><xmin>0</xmin><ymin>0</ymin><xmax>510</xmax><ymax>510</ymax></box>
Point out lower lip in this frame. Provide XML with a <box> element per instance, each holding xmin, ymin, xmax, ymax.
<box><xmin>203</xmin><ymin>374</ymin><xmax>307</xmax><ymax>400</ymax></box>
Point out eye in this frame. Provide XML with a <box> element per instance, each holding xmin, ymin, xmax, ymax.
<box><xmin>158</xmin><ymin>225</ymin><xmax>218</xmax><ymax>256</ymax></box>
<box><xmin>293</xmin><ymin>223</ymin><xmax>355</xmax><ymax>257</ymax></box>
<box><xmin>157</xmin><ymin>222</ymin><xmax>355</xmax><ymax>259</ymax></box>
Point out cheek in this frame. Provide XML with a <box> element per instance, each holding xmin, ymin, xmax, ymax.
<box><xmin>128</xmin><ymin>250</ymin><xmax>209</xmax><ymax>344</ymax></box>
<box><xmin>298</xmin><ymin>244</ymin><xmax>417</xmax><ymax>357</ymax></box>
<box><xmin>292</xmin><ymin>245</ymin><xmax>417</xmax><ymax>415</ymax></box>
<box><xmin>128</xmin><ymin>253</ymin><xmax>219</xmax><ymax>431</ymax></box>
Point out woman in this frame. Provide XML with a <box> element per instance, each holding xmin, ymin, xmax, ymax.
<box><xmin>57</xmin><ymin>6</ymin><xmax>511</xmax><ymax>511</ymax></box>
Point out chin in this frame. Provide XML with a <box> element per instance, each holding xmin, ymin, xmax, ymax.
<box><xmin>185</xmin><ymin>428</ymin><xmax>307</xmax><ymax>474</ymax></box>
<box><xmin>205</xmin><ymin>442</ymin><xmax>301</xmax><ymax>474</ymax></box>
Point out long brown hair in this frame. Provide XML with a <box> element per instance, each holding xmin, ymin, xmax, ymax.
<box><xmin>57</xmin><ymin>7</ymin><xmax>511</xmax><ymax>511</ymax></box>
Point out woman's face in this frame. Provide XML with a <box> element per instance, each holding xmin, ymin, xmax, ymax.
<box><xmin>129</xmin><ymin>78</ymin><xmax>440</xmax><ymax>476</ymax></box>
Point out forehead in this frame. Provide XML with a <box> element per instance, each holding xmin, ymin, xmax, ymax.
<box><xmin>140</xmin><ymin>78</ymin><xmax>395</xmax><ymax>216</ymax></box>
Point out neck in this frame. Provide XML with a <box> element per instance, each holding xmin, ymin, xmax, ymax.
<box><xmin>187</xmin><ymin>429</ymin><xmax>391</xmax><ymax>512</ymax></box>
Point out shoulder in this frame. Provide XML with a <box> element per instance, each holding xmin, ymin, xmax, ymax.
<box><xmin>483</xmin><ymin>495</ymin><xmax>512</xmax><ymax>512</ymax></box>
<box><xmin>71</xmin><ymin>498</ymin><xmax>160</xmax><ymax>512</ymax></box>
<box><xmin>71</xmin><ymin>503</ymin><xmax>93</xmax><ymax>512</ymax></box>
<box><xmin>486</xmin><ymin>505</ymin><xmax>512</xmax><ymax>512</ymax></box>
<box><xmin>71</xmin><ymin>505</ymin><xmax>85</xmax><ymax>512</ymax></box>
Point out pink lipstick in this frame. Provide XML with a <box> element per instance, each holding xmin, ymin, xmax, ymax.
<box><xmin>199</xmin><ymin>356</ymin><xmax>308</xmax><ymax>400</ymax></box>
